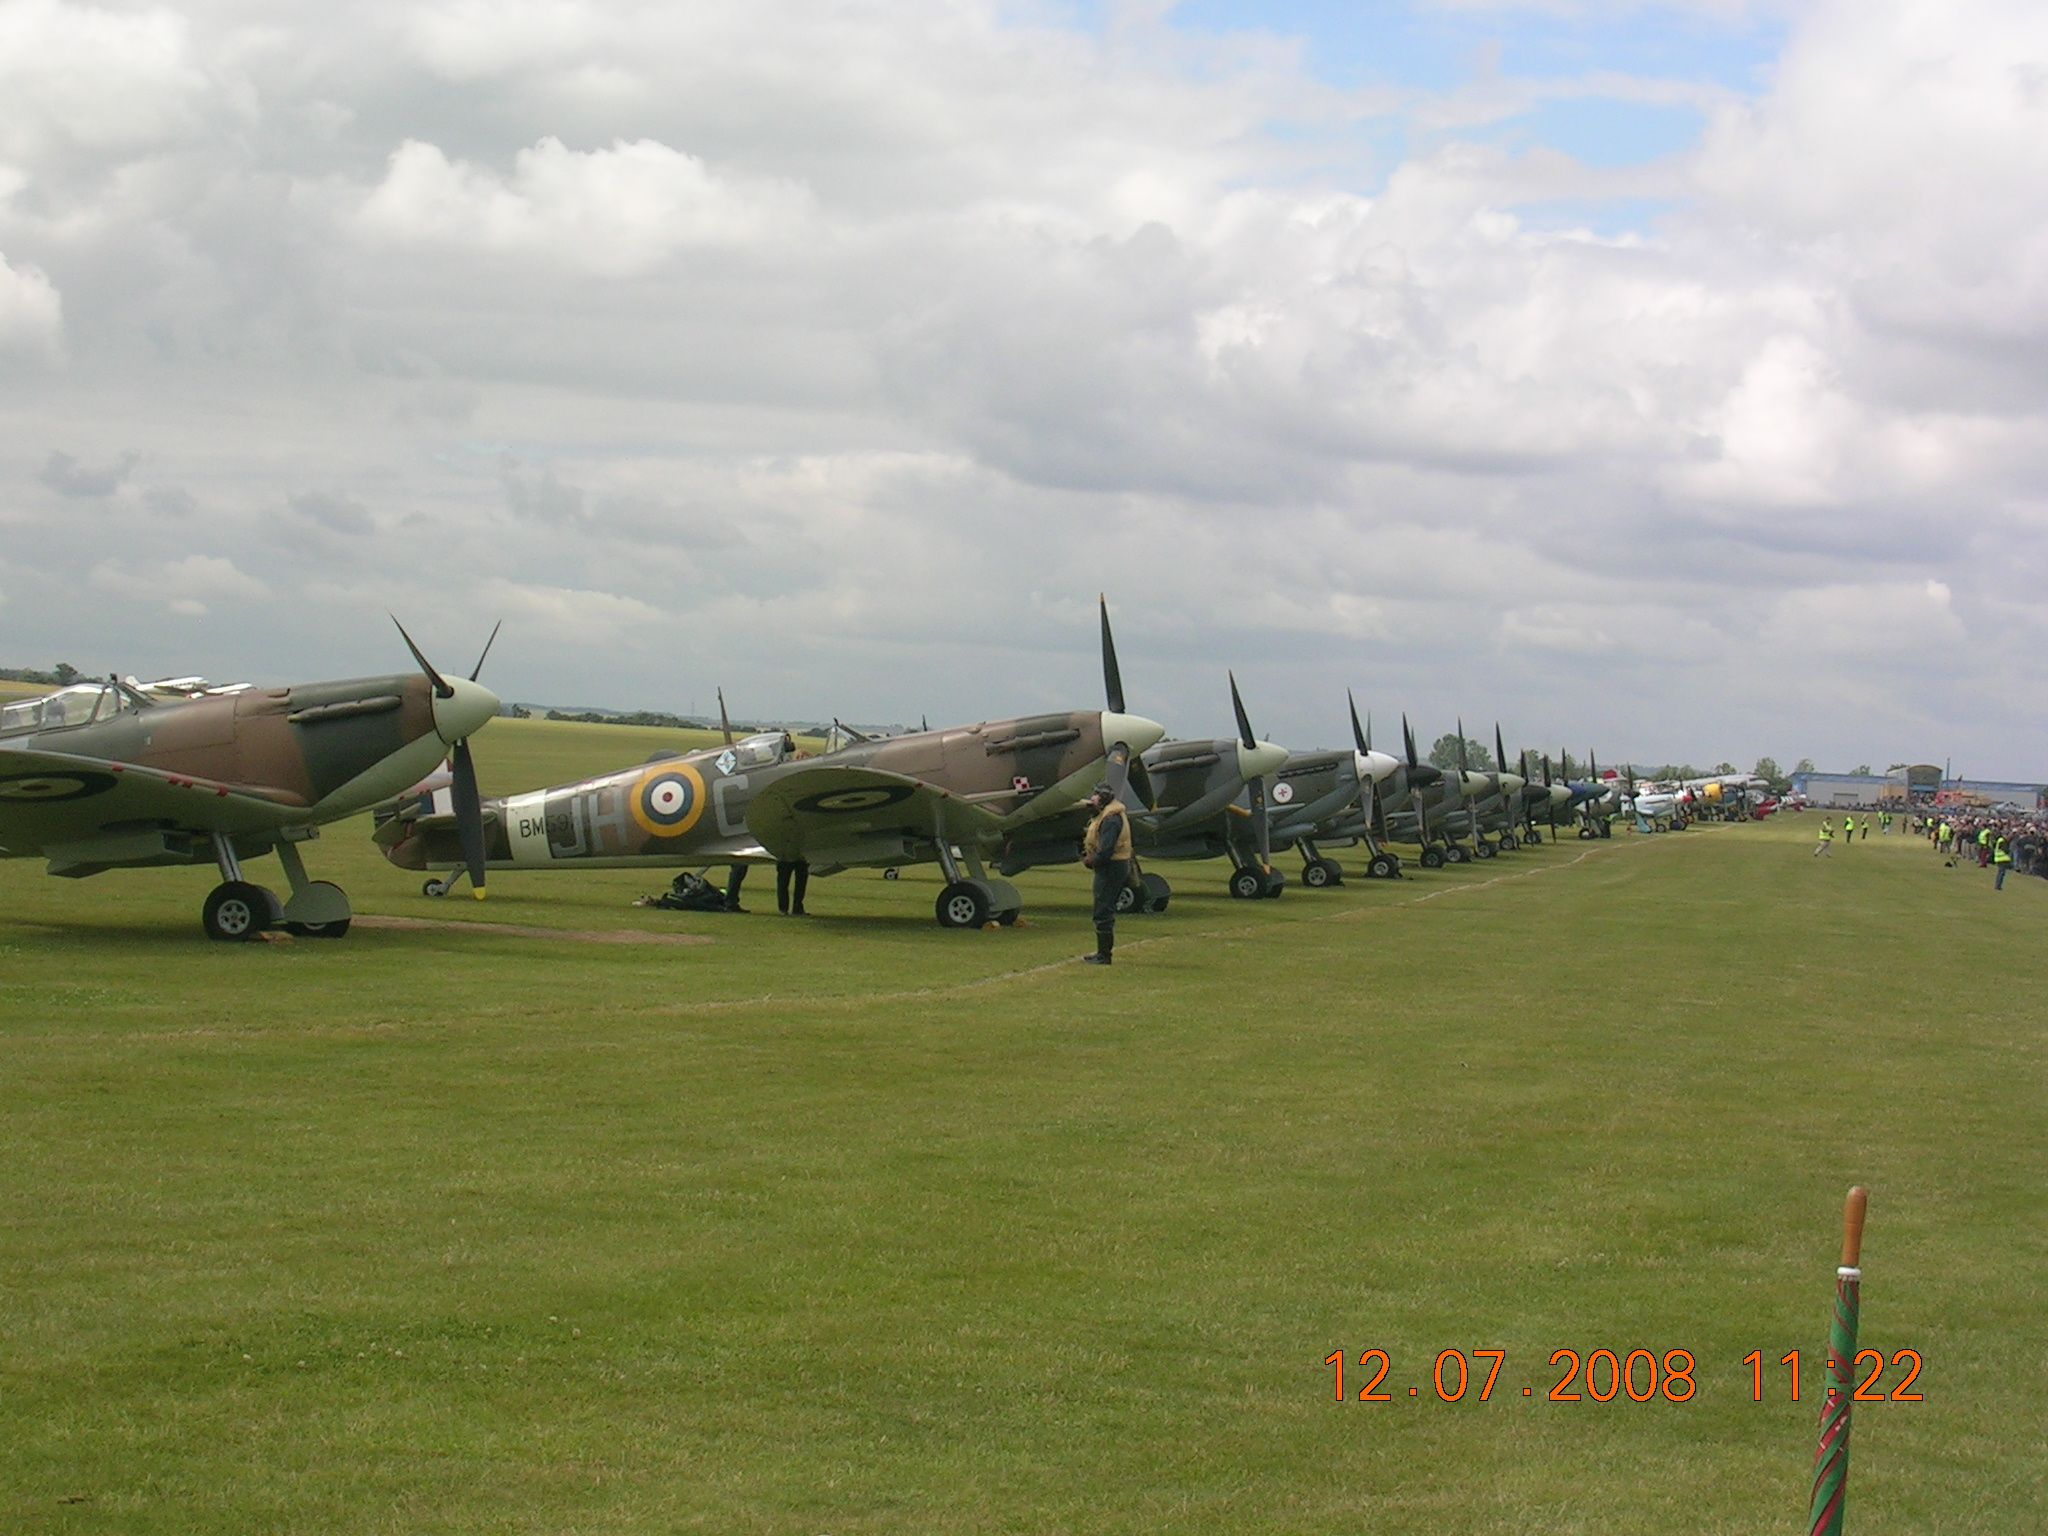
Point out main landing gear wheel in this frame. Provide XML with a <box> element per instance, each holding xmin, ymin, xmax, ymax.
<box><xmin>203</xmin><ymin>881</ymin><xmax>275</xmax><ymax>943</ymax></box>
<box><xmin>1444</xmin><ymin>845</ymin><xmax>1467</xmax><ymax>865</ymax></box>
<box><xmin>1368</xmin><ymin>853</ymin><xmax>1400</xmax><ymax>879</ymax></box>
<box><xmin>1500</xmin><ymin>835</ymin><xmax>1519</xmax><ymax>852</ymax></box>
<box><xmin>422</xmin><ymin>877</ymin><xmax>449</xmax><ymax>898</ymax></box>
<box><xmin>882</xmin><ymin>867</ymin><xmax>900</xmax><ymax>881</ymax></box>
<box><xmin>1525</xmin><ymin>829</ymin><xmax>1542</xmax><ymax>846</ymax></box>
<box><xmin>935</xmin><ymin>880</ymin><xmax>991</xmax><ymax>929</ymax></box>
<box><xmin>1475</xmin><ymin>841</ymin><xmax>1496</xmax><ymax>859</ymax></box>
<box><xmin>1263</xmin><ymin>874</ymin><xmax>1285</xmax><ymax>898</ymax></box>
<box><xmin>1420</xmin><ymin>847</ymin><xmax>1445</xmax><ymax>870</ymax></box>
<box><xmin>1140</xmin><ymin>872</ymin><xmax>1171</xmax><ymax>913</ymax></box>
<box><xmin>1301</xmin><ymin>858</ymin><xmax>1342</xmax><ymax>889</ymax></box>
<box><xmin>1115</xmin><ymin>882</ymin><xmax>1142</xmax><ymax>915</ymax></box>
<box><xmin>1228</xmin><ymin>867</ymin><xmax>1267</xmax><ymax>900</ymax></box>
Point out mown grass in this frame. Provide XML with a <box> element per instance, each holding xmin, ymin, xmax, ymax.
<box><xmin>2</xmin><ymin>722</ymin><xmax>2042</xmax><ymax>1533</ymax></box>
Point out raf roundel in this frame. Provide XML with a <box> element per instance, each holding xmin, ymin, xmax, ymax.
<box><xmin>1271</xmin><ymin>781</ymin><xmax>1295</xmax><ymax>805</ymax></box>
<box><xmin>629</xmin><ymin>762</ymin><xmax>707</xmax><ymax>838</ymax></box>
<box><xmin>0</xmin><ymin>770</ymin><xmax>118</xmax><ymax>803</ymax></box>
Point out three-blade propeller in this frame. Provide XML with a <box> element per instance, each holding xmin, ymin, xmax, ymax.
<box><xmin>394</xmin><ymin>616</ymin><xmax>496</xmax><ymax>901</ymax></box>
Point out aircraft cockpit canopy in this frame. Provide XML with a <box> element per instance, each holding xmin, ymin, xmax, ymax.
<box><xmin>732</xmin><ymin>731</ymin><xmax>796</xmax><ymax>769</ymax></box>
<box><xmin>0</xmin><ymin>682</ymin><xmax>122</xmax><ymax>737</ymax></box>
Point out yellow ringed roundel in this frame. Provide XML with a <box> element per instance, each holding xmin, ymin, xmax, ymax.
<box><xmin>629</xmin><ymin>761</ymin><xmax>707</xmax><ymax>838</ymax></box>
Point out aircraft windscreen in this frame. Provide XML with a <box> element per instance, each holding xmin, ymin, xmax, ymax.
<box><xmin>733</xmin><ymin>732</ymin><xmax>794</xmax><ymax>769</ymax></box>
<box><xmin>0</xmin><ymin>684</ymin><xmax>117</xmax><ymax>736</ymax></box>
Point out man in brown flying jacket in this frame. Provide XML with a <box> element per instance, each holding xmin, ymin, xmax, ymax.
<box><xmin>1080</xmin><ymin>780</ymin><xmax>1132</xmax><ymax>966</ymax></box>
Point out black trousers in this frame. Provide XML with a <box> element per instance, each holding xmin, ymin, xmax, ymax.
<box><xmin>776</xmin><ymin>860</ymin><xmax>809</xmax><ymax>913</ymax></box>
<box><xmin>1091</xmin><ymin>859</ymin><xmax>1129</xmax><ymax>955</ymax></box>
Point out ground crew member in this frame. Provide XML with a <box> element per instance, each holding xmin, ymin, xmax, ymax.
<box><xmin>1861</xmin><ymin>815</ymin><xmax>1871</xmax><ymax>840</ymax></box>
<box><xmin>1813</xmin><ymin>817</ymin><xmax>1834</xmax><ymax>857</ymax></box>
<box><xmin>776</xmin><ymin>858</ymin><xmax>810</xmax><ymax>916</ymax></box>
<box><xmin>1080</xmin><ymin>780</ymin><xmax>1132</xmax><ymax>965</ymax></box>
<box><xmin>1978</xmin><ymin>826</ymin><xmax>1993</xmax><ymax>867</ymax></box>
<box><xmin>1993</xmin><ymin>833</ymin><xmax>2014</xmax><ymax>890</ymax></box>
<box><xmin>1842</xmin><ymin>813</ymin><xmax>1856</xmax><ymax>845</ymax></box>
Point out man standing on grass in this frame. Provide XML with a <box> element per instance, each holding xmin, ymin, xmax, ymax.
<box><xmin>1842</xmin><ymin>812</ymin><xmax>1856</xmax><ymax>846</ymax></box>
<box><xmin>1994</xmin><ymin>831</ymin><xmax>2014</xmax><ymax>890</ymax></box>
<box><xmin>1814</xmin><ymin>817</ymin><xmax>1835</xmax><ymax>858</ymax></box>
<box><xmin>1079</xmin><ymin>780</ymin><xmax>1131</xmax><ymax>966</ymax></box>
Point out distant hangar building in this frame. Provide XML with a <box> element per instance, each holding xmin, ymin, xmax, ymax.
<box><xmin>1789</xmin><ymin>767</ymin><xmax>2048</xmax><ymax>810</ymax></box>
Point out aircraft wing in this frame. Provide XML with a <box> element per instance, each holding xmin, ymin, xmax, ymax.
<box><xmin>745</xmin><ymin>765</ymin><xmax>1004</xmax><ymax>864</ymax></box>
<box><xmin>0</xmin><ymin>745</ymin><xmax>309</xmax><ymax>855</ymax></box>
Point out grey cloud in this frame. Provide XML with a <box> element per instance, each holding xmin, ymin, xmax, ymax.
<box><xmin>289</xmin><ymin>490</ymin><xmax>374</xmax><ymax>536</ymax></box>
<box><xmin>39</xmin><ymin>449</ymin><xmax>139</xmax><ymax>498</ymax></box>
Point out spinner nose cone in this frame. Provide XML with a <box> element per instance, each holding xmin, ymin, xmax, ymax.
<box><xmin>1499</xmin><ymin>771</ymin><xmax>1525</xmax><ymax>794</ymax></box>
<box><xmin>1408</xmin><ymin>761</ymin><xmax>1444</xmax><ymax>786</ymax></box>
<box><xmin>1101</xmin><ymin>710</ymin><xmax>1166</xmax><ymax>756</ymax></box>
<box><xmin>433</xmin><ymin>676</ymin><xmax>501</xmax><ymax>743</ymax></box>
<box><xmin>1549</xmin><ymin>784</ymin><xmax>1573</xmax><ymax>807</ymax></box>
<box><xmin>1461</xmin><ymin>771</ymin><xmax>1492</xmax><ymax>796</ymax></box>
<box><xmin>1357</xmin><ymin>749</ymin><xmax>1401</xmax><ymax>784</ymax></box>
<box><xmin>1239</xmin><ymin>739</ymin><xmax>1289</xmax><ymax>781</ymax></box>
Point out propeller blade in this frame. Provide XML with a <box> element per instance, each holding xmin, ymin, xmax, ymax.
<box><xmin>1104</xmin><ymin>740</ymin><xmax>1134</xmax><ymax>804</ymax></box>
<box><xmin>469</xmin><ymin>620</ymin><xmax>502</xmax><ymax>683</ymax></box>
<box><xmin>1348</xmin><ymin>689</ymin><xmax>1368</xmax><ymax>753</ymax></box>
<box><xmin>718</xmin><ymin>688</ymin><xmax>735</xmax><ymax>748</ymax></box>
<box><xmin>1248</xmin><ymin>775</ymin><xmax>1272</xmax><ymax>868</ymax></box>
<box><xmin>1229</xmin><ymin>670</ymin><xmax>1256</xmax><ymax>752</ymax></box>
<box><xmin>450</xmin><ymin>738</ymin><xmax>488</xmax><ymax>899</ymax></box>
<box><xmin>392</xmin><ymin>616</ymin><xmax>453</xmax><ymax>699</ymax></box>
<box><xmin>921</xmin><ymin>714</ymin><xmax>929</xmax><ymax>733</ymax></box>
<box><xmin>1457</xmin><ymin>717</ymin><xmax>1469</xmax><ymax>775</ymax></box>
<box><xmin>1099</xmin><ymin>594</ymin><xmax>1126</xmax><ymax>715</ymax></box>
<box><xmin>1403</xmin><ymin>713</ymin><xmax>1418</xmax><ymax>768</ymax></box>
<box><xmin>1495</xmin><ymin>724</ymin><xmax>1508</xmax><ymax>779</ymax></box>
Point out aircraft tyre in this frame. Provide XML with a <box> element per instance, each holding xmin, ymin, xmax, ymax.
<box><xmin>1501</xmin><ymin>835</ymin><xmax>1519</xmax><ymax>852</ymax></box>
<box><xmin>1140</xmin><ymin>872</ymin><xmax>1171</xmax><ymax>913</ymax></box>
<box><xmin>1475</xmin><ymin>841</ymin><xmax>1496</xmax><ymax>859</ymax></box>
<box><xmin>282</xmin><ymin>880</ymin><xmax>352</xmax><ymax>938</ymax></box>
<box><xmin>1302</xmin><ymin>858</ymin><xmax>1341</xmax><ymax>889</ymax></box>
<box><xmin>1578</xmin><ymin>827</ymin><xmax>1595</xmax><ymax>841</ymax></box>
<box><xmin>1368</xmin><ymin>853</ymin><xmax>1400</xmax><ymax>879</ymax></box>
<box><xmin>1228</xmin><ymin>867</ymin><xmax>1266</xmax><ymax>900</ymax></box>
<box><xmin>423</xmin><ymin>878</ymin><xmax>448</xmax><ymax>897</ymax></box>
<box><xmin>935</xmin><ymin>880</ymin><xmax>992</xmax><ymax>929</ymax></box>
<box><xmin>1421</xmin><ymin>847</ymin><xmax>1445</xmax><ymax>870</ymax></box>
<box><xmin>1115</xmin><ymin>882</ymin><xmax>1141</xmax><ymax>915</ymax></box>
<box><xmin>1444</xmin><ymin>846</ymin><xmax>1466</xmax><ymax>864</ymax></box>
<box><xmin>203</xmin><ymin>881</ymin><xmax>274</xmax><ymax>943</ymax></box>
<box><xmin>882</xmin><ymin>867</ymin><xmax>900</xmax><ymax>880</ymax></box>
<box><xmin>1525</xmin><ymin>829</ymin><xmax>1542</xmax><ymax>845</ymax></box>
<box><xmin>1262</xmin><ymin>872</ymin><xmax>1285</xmax><ymax>898</ymax></box>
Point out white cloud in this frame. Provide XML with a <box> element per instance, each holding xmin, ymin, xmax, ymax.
<box><xmin>0</xmin><ymin>251</ymin><xmax>63</xmax><ymax>358</ymax></box>
<box><xmin>0</xmin><ymin>0</ymin><xmax>2042</xmax><ymax>770</ymax></box>
<box><xmin>355</xmin><ymin>136</ymin><xmax>815</xmax><ymax>276</ymax></box>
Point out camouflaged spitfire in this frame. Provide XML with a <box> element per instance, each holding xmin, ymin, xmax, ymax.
<box><xmin>0</xmin><ymin>623</ymin><xmax>498</xmax><ymax>941</ymax></box>
<box><xmin>379</xmin><ymin>600</ymin><xmax>1164</xmax><ymax>928</ymax></box>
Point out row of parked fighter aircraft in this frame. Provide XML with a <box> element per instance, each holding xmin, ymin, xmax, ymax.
<box><xmin>0</xmin><ymin>605</ymin><xmax>1767</xmax><ymax>940</ymax></box>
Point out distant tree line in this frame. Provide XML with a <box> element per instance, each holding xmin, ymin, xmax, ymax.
<box><xmin>0</xmin><ymin>663</ymin><xmax>83</xmax><ymax>686</ymax></box>
<box><xmin>542</xmin><ymin>709</ymin><xmax>707</xmax><ymax>729</ymax></box>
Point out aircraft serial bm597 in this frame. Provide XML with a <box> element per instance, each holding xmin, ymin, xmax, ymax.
<box><xmin>378</xmin><ymin>600</ymin><xmax>1165</xmax><ymax>929</ymax></box>
<box><xmin>0</xmin><ymin>623</ymin><xmax>499</xmax><ymax>941</ymax></box>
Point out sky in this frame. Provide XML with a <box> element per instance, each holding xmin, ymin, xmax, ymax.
<box><xmin>2</xmin><ymin>0</ymin><xmax>2045</xmax><ymax>777</ymax></box>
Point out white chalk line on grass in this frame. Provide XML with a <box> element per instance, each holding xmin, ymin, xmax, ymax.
<box><xmin>652</xmin><ymin>835</ymin><xmax>1662</xmax><ymax>1019</ymax></box>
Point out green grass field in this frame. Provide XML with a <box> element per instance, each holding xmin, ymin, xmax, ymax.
<box><xmin>4</xmin><ymin>718</ymin><xmax>2043</xmax><ymax>1533</ymax></box>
